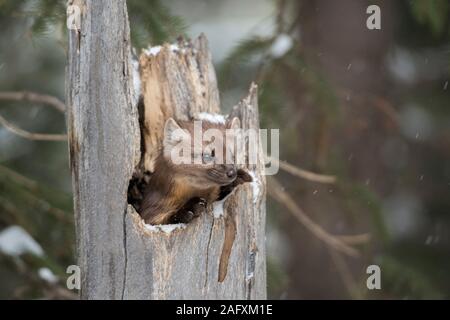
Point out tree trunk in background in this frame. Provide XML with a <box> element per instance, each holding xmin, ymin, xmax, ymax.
<box><xmin>66</xmin><ymin>0</ymin><xmax>266</xmax><ymax>299</ymax></box>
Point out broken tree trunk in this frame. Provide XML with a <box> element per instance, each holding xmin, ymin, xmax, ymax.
<box><xmin>66</xmin><ymin>0</ymin><xmax>266</xmax><ymax>299</ymax></box>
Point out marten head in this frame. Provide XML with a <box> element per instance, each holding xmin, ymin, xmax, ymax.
<box><xmin>162</xmin><ymin>114</ymin><xmax>242</xmax><ymax>188</ymax></box>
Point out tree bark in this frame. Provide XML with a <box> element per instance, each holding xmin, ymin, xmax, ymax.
<box><xmin>66</xmin><ymin>0</ymin><xmax>266</xmax><ymax>299</ymax></box>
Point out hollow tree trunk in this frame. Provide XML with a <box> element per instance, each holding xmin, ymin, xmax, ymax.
<box><xmin>66</xmin><ymin>0</ymin><xmax>266</xmax><ymax>299</ymax></box>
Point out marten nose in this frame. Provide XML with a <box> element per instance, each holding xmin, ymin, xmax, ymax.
<box><xmin>226</xmin><ymin>168</ymin><xmax>236</xmax><ymax>178</ymax></box>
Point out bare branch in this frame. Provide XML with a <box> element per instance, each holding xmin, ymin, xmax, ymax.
<box><xmin>267</xmin><ymin>176</ymin><xmax>363</xmax><ymax>257</ymax></box>
<box><xmin>269</xmin><ymin>157</ymin><xmax>337</xmax><ymax>184</ymax></box>
<box><xmin>328</xmin><ymin>248</ymin><xmax>362</xmax><ymax>299</ymax></box>
<box><xmin>337</xmin><ymin>233</ymin><xmax>370</xmax><ymax>245</ymax></box>
<box><xmin>0</xmin><ymin>91</ymin><xmax>66</xmax><ymax>113</ymax></box>
<box><xmin>0</xmin><ymin>113</ymin><xmax>67</xmax><ymax>141</ymax></box>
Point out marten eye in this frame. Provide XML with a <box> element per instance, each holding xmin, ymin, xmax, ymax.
<box><xmin>202</xmin><ymin>149</ymin><xmax>215</xmax><ymax>163</ymax></box>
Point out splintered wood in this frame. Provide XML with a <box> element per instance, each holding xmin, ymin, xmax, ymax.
<box><xmin>128</xmin><ymin>35</ymin><xmax>267</xmax><ymax>299</ymax></box>
<box><xmin>139</xmin><ymin>37</ymin><xmax>220</xmax><ymax>172</ymax></box>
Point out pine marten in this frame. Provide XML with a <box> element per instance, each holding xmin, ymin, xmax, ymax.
<box><xmin>139</xmin><ymin>115</ymin><xmax>252</xmax><ymax>225</ymax></box>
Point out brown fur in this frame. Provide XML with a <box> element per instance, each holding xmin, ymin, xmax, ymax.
<box><xmin>139</xmin><ymin>117</ymin><xmax>251</xmax><ymax>225</ymax></box>
<box><xmin>140</xmin><ymin>154</ymin><xmax>220</xmax><ymax>224</ymax></box>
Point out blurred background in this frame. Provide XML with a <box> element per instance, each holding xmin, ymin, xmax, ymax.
<box><xmin>0</xmin><ymin>0</ymin><xmax>449</xmax><ymax>299</ymax></box>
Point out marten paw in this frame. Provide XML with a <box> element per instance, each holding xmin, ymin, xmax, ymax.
<box><xmin>173</xmin><ymin>210</ymin><xmax>195</xmax><ymax>224</ymax></box>
<box><xmin>191</xmin><ymin>198</ymin><xmax>207</xmax><ymax>217</ymax></box>
<box><xmin>170</xmin><ymin>197</ymin><xmax>207</xmax><ymax>223</ymax></box>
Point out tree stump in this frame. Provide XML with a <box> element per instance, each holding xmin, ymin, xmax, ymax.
<box><xmin>66</xmin><ymin>0</ymin><xmax>266</xmax><ymax>299</ymax></box>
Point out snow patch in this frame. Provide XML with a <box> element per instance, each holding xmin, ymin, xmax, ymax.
<box><xmin>196</xmin><ymin>112</ymin><xmax>226</xmax><ymax>125</ymax></box>
<box><xmin>131</xmin><ymin>52</ymin><xmax>141</xmax><ymax>105</ymax></box>
<box><xmin>387</xmin><ymin>48</ymin><xmax>417</xmax><ymax>84</ymax></box>
<box><xmin>143</xmin><ymin>44</ymin><xmax>180</xmax><ymax>57</ymax></box>
<box><xmin>212</xmin><ymin>199</ymin><xmax>226</xmax><ymax>218</ymax></box>
<box><xmin>143</xmin><ymin>45</ymin><xmax>162</xmax><ymax>56</ymax></box>
<box><xmin>269</xmin><ymin>34</ymin><xmax>293</xmax><ymax>58</ymax></box>
<box><xmin>144</xmin><ymin>223</ymin><xmax>186</xmax><ymax>234</ymax></box>
<box><xmin>248</xmin><ymin>171</ymin><xmax>261</xmax><ymax>204</ymax></box>
<box><xmin>38</xmin><ymin>267</ymin><xmax>58</xmax><ymax>284</ymax></box>
<box><xmin>0</xmin><ymin>226</ymin><xmax>44</xmax><ymax>257</ymax></box>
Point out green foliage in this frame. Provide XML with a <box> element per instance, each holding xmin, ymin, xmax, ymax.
<box><xmin>409</xmin><ymin>0</ymin><xmax>449</xmax><ymax>37</ymax></box>
<box><xmin>0</xmin><ymin>0</ymin><xmax>66</xmax><ymax>40</ymax></box>
<box><xmin>282</xmin><ymin>52</ymin><xmax>339</xmax><ymax>118</ymax></box>
<box><xmin>218</xmin><ymin>36</ymin><xmax>272</xmax><ymax>90</ymax></box>
<box><xmin>375</xmin><ymin>254</ymin><xmax>444</xmax><ymax>299</ymax></box>
<box><xmin>0</xmin><ymin>0</ymin><xmax>185</xmax><ymax>47</ymax></box>
<box><xmin>266</xmin><ymin>255</ymin><xmax>288</xmax><ymax>299</ymax></box>
<box><xmin>0</xmin><ymin>165</ymin><xmax>74</xmax><ymax>261</ymax></box>
<box><xmin>0</xmin><ymin>0</ymin><xmax>26</xmax><ymax>17</ymax></box>
<box><xmin>127</xmin><ymin>0</ymin><xmax>186</xmax><ymax>48</ymax></box>
<box><xmin>0</xmin><ymin>165</ymin><xmax>74</xmax><ymax>298</ymax></box>
<box><xmin>28</xmin><ymin>0</ymin><xmax>66</xmax><ymax>36</ymax></box>
<box><xmin>258</xmin><ymin>65</ymin><xmax>289</xmax><ymax>126</ymax></box>
<box><xmin>339</xmin><ymin>179</ymin><xmax>390</xmax><ymax>244</ymax></box>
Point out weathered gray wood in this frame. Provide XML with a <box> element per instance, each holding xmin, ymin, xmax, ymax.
<box><xmin>67</xmin><ymin>0</ymin><xmax>266</xmax><ymax>300</ymax></box>
<box><xmin>66</xmin><ymin>0</ymin><xmax>140</xmax><ymax>299</ymax></box>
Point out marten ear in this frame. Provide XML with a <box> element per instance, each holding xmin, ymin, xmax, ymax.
<box><xmin>163</xmin><ymin>118</ymin><xmax>189</xmax><ymax>149</ymax></box>
<box><xmin>227</xmin><ymin>116</ymin><xmax>240</xmax><ymax>130</ymax></box>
